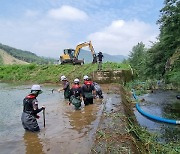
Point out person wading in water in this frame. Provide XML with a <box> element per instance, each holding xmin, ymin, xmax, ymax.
<box><xmin>81</xmin><ymin>75</ymin><xmax>96</xmax><ymax>106</ymax></box>
<box><xmin>69</xmin><ymin>78</ymin><xmax>82</xmax><ymax>110</ymax></box>
<box><xmin>21</xmin><ymin>85</ymin><xmax>45</xmax><ymax>132</ymax></box>
<box><xmin>59</xmin><ymin>75</ymin><xmax>71</xmax><ymax>99</ymax></box>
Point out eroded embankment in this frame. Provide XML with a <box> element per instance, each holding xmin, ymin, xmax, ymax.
<box><xmin>91</xmin><ymin>84</ymin><xmax>143</xmax><ymax>154</ymax></box>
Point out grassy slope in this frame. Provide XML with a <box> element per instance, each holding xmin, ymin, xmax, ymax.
<box><xmin>0</xmin><ymin>62</ymin><xmax>130</xmax><ymax>83</ymax></box>
<box><xmin>0</xmin><ymin>49</ymin><xmax>29</xmax><ymax>65</ymax></box>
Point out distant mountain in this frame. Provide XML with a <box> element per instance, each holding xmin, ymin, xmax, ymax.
<box><xmin>78</xmin><ymin>49</ymin><xmax>127</xmax><ymax>63</ymax></box>
<box><xmin>0</xmin><ymin>43</ymin><xmax>56</xmax><ymax>64</ymax></box>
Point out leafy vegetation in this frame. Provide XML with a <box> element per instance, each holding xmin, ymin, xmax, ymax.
<box><xmin>0</xmin><ymin>43</ymin><xmax>56</xmax><ymax>64</ymax></box>
<box><xmin>128</xmin><ymin>42</ymin><xmax>147</xmax><ymax>79</ymax></box>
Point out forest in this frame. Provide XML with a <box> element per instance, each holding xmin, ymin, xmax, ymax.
<box><xmin>127</xmin><ymin>0</ymin><xmax>180</xmax><ymax>87</ymax></box>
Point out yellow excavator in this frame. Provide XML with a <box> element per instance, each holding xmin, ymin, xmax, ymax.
<box><xmin>60</xmin><ymin>41</ymin><xmax>97</xmax><ymax>65</ymax></box>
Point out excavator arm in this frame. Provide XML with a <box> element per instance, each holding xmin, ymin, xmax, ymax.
<box><xmin>74</xmin><ymin>41</ymin><xmax>97</xmax><ymax>63</ymax></box>
<box><xmin>88</xmin><ymin>41</ymin><xmax>97</xmax><ymax>63</ymax></box>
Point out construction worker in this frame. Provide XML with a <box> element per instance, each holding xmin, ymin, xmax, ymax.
<box><xmin>69</xmin><ymin>78</ymin><xmax>82</xmax><ymax>110</ymax></box>
<box><xmin>21</xmin><ymin>84</ymin><xmax>45</xmax><ymax>132</ymax></box>
<box><xmin>81</xmin><ymin>75</ymin><xmax>96</xmax><ymax>106</ymax></box>
<box><xmin>59</xmin><ymin>75</ymin><xmax>71</xmax><ymax>99</ymax></box>
<box><xmin>97</xmin><ymin>52</ymin><xmax>104</xmax><ymax>71</ymax></box>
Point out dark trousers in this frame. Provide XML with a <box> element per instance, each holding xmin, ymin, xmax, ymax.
<box><xmin>98</xmin><ymin>61</ymin><xmax>102</xmax><ymax>70</ymax></box>
<box><xmin>21</xmin><ymin>112</ymin><xmax>40</xmax><ymax>132</ymax></box>
<box><xmin>84</xmin><ymin>98</ymin><xmax>93</xmax><ymax>106</ymax></box>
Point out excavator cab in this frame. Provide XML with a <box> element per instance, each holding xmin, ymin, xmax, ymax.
<box><xmin>60</xmin><ymin>48</ymin><xmax>84</xmax><ymax>65</ymax></box>
<box><xmin>64</xmin><ymin>49</ymin><xmax>74</xmax><ymax>59</ymax></box>
<box><xmin>60</xmin><ymin>49</ymin><xmax>72</xmax><ymax>64</ymax></box>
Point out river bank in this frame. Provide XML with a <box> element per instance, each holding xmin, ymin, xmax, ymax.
<box><xmin>91</xmin><ymin>84</ymin><xmax>142</xmax><ymax>153</ymax></box>
<box><xmin>91</xmin><ymin>84</ymin><xmax>180</xmax><ymax>154</ymax></box>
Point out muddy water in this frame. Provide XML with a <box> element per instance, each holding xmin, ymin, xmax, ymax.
<box><xmin>0</xmin><ymin>83</ymin><xmax>106</xmax><ymax>154</ymax></box>
<box><xmin>134</xmin><ymin>90</ymin><xmax>180</xmax><ymax>143</ymax></box>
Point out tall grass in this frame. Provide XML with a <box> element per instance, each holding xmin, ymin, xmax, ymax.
<box><xmin>127</xmin><ymin>118</ymin><xmax>180</xmax><ymax>153</ymax></box>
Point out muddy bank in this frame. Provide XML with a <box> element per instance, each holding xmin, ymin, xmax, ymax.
<box><xmin>91</xmin><ymin>84</ymin><xmax>142</xmax><ymax>154</ymax></box>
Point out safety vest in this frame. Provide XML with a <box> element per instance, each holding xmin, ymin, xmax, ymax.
<box><xmin>23</xmin><ymin>94</ymin><xmax>36</xmax><ymax>114</ymax></box>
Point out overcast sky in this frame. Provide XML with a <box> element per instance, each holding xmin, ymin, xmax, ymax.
<box><xmin>0</xmin><ymin>0</ymin><xmax>164</xmax><ymax>58</ymax></box>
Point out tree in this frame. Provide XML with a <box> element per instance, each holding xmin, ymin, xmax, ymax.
<box><xmin>157</xmin><ymin>0</ymin><xmax>180</xmax><ymax>59</ymax></box>
<box><xmin>144</xmin><ymin>0</ymin><xmax>180</xmax><ymax>79</ymax></box>
<box><xmin>145</xmin><ymin>42</ymin><xmax>164</xmax><ymax>79</ymax></box>
<box><xmin>128</xmin><ymin>42</ymin><xmax>147</xmax><ymax>78</ymax></box>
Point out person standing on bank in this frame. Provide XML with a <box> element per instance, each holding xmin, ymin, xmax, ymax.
<box><xmin>59</xmin><ymin>75</ymin><xmax>70</xmax><ymax>99</ymax></box>
<box><xmin>21</xmin><ymin>85</ymin><xmax>45</xmax><ymax>132</ymax></box>
<box><xmin>81</xmin><ymin>75</ymin><xmax>96</xmax><ymax>106</ymax></box>
<box><xmin>97</xmin><ymin>52</ymin><xmax>104</xmax><ymax>71</ymax></box>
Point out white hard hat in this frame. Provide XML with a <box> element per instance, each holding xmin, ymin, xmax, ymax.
<box><xmin>74</xmin><ymin>78</ymin><xmax>80</xmax><ymax>83</ymax></box>
<box><xmin>61</xmin><ymin>75</ymin><xmax>67</xmax><ymax>81</ymax></box>
<box><xmin>31</xmin><ymin>85</ymin><xmax>42</xmax><ymax>91</ymax></box>
<box><xmin>83</xmin><ymin>75</ymin><xmax>89</xmax><ymax>80</ymax></box>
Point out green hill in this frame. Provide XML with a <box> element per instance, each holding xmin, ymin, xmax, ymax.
<box><xmin>0</xmin><ymin>43</ymin><xmax>56</xmax><ymax>64</ymax></box>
